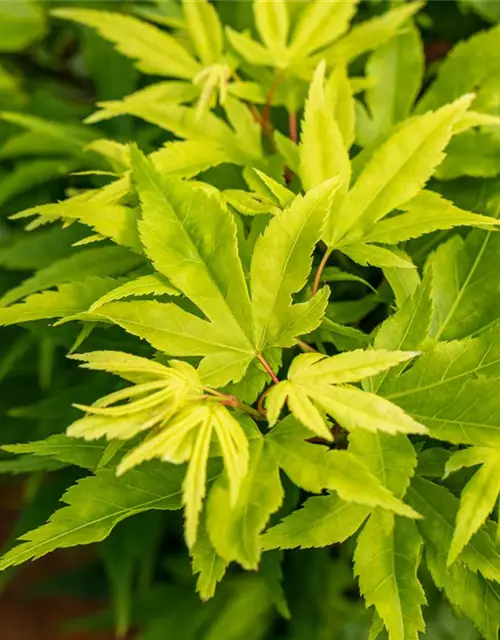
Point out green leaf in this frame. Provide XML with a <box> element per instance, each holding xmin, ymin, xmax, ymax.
<box><xmin>207</xmin><ymin>422</ymin><xmax>283</xmax><ymax>569</ymax></box>
<box><xmin>382</xmin><ymin>328</ymin><xmax>500</xmax><ymax>446</ymax></box>
<box><xmin>254</xmin><ymin>0</ymin><xmax>289</xmax><ymax>62</ymax></box>
<box><xmin>460</xmin><ymin>0</ymin><xmax>500</xmax><ymax>22</ymax></box>
<box><xmin>357</xmin><ymin>24</ymin><xmax>424</xmax><ymax>147</ymax></box>
<box><xmin>349</xmin><ymin>431</ymin><xmax>417</xmax><ymax>499</ymax></box>
<box><xmin>354</xmin><ymin>511</ymin><xmax>426</xmax><ymax>640</ymax></box>
<box><xmin>426</xmin><ymin>546</ymin><xmax>500</xmax><ymax>640</ymax></box>
<box><xmin>267</xmin><ymin>350</ymin><xmax>425</xmax><ymax>439</ymax></box>
<box><xmin>0</xmin><ymin>159</ymin><xmax>81</xmax><ymax>209</ymax></box>
<box><xmin>417</xmin><ymin>23</ymin><xmax>500</xmax><ymax>112</ymax></box>
<box><xmin>52</xmin><ymin>8</ymin><xmax>200</xmax><ymax>78</ymax></box>
<box><xmin>0</xmin><ymin>462</ymin><xmax>188</xmax><ymax>571</ymax></box>
<box><xmin>435</xmin><ymin>130</ymin><xmax>500</xmax><ymax>180</ymax></box>
<box><xmin>300</xmin><ymin>61</ymin><xmax>350</xmax><ymax>193</ymax></box>
<box><xmin>371</xmin><ymin>274</ymin><xmax>433</xmax><ymax>390</ymax></box>
<box><xmin>0</xmin><ymin>1</ymin><xmax>46</xmax><ymax>52</ymax></box>
<box><xmin>382</xmin><ymin>250</ymin><xmax>421</xmax><ymax>307</ymax></box>
<box><xmin>88</xmin><ymin>81</ymin><xmax>199</xmax><ymax>123</ymax></box>
<box><xmin>89</xmin><ymin>274</ymin><xmax>179</xmax><ymax>312</ymax></box>
<box><xmin>361</xmin><ymin>190</ymin><xmax>500</xmax><ymax>245</ymax></box>
<box><xmin>0</xmin><ymin>111</ymin><xmax>95</xmax><ymax>151</ymax></box>
<box><xmin>191</xmin><ymin>519</ymin><xmax>227</xmax><ymax>600</ymax></box>
<box><xmin>341</xmin><ymin>243</ymin><xmax>416</xmax><ymax>270</ymax></box>
<box><xmin>325</xmin><ymin>64</ymin><xmax>355</xmax><ymax>149</ymax></box>
<box><xmin>133</xmin><ymin>147</ymin><xmax>253</xmax><ymax>336</ymax></box>
<box><xmin>445</xmin><ymin>447</ymin><xmax>500</xmax><ymax>566</ymax></box>
<box><xmin>225</xmin><ymin>27</ymin><xmax>274</xmax><ymax>68</ymax></box>
<box><xmin>324</xmin><ymin>2</ymin><xmax>424</xmax><ymax>65</ymax></box>
<box><xmin>265</xmin><ymin>417</ymin><xmax>419</xmax><ymax>519</ymax></box>
<box><xmin>0</xmin><ymin>455</ymin><xmax>64</xmax><ymax>475</ymax></box>
<box><xmin>0</xmin><ymin>246</ymin><xmax>140</xmax><ymax>307</ymax></box>
<box><xmin>288</xmin><ymin>0</ymin><xmax>357</xmax><ymax>59</ymax></box>
<box><xmin>408</xmin><ymin>477</ymin><xmax>500</xmax><ymax>583</ymax></box>
<box><xmin>329</xmin><ymin>95</ymin><xmax>474</xmax><ymax>247</ymax></box>
<box><xmin>261</xmin><ymin>493</ymin><xmax>369</xmax><ymax>550</ymax></box>
<box><xmin>3</xmin><ymin>435</ymin><xmax>107</xmax><ymax>471</ymax></box>
<box><xmin>250</xmin><ymin>177</ymin><xmax>339</xmax><ymax>351</ymax></box>
<box><xmin>183</xmin><ymin>0</ymin><xmax>223</xmax><ymax>65</ymax></box>
<box><xmin>13</xmin><ymin>199</ymin><xmax>142</xmax><ymax>252</ymax></box>
<box><xmin>0</xmin><ymin>277</ymin><xmax>119</xmax><ymax>327</ymax></box>
<box><xmin>429</xmin><ymin>218</ymin><xmax>500</xmax><ymax>341</ymax></box>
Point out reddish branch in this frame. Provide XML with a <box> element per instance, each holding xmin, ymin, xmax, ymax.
<box><xmin>257</xmin><ymin>353</ymin><xmax>280</xmax><ymax>384</ymax></box>
<box><xmin>288</xmin><ymin>111</ymin><xmax>298</xmax><ymax>144</ymax></box>
<box><xmin>312</xmin><ymin>248</ymin><xmax>332</xmax><ymax>296</ymax></box>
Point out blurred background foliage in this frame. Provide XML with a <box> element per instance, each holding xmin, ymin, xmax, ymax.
<box><xmin>0</xmin><ymin>1</ymin><xmax>499</xmax><ymax>638</ymax></box>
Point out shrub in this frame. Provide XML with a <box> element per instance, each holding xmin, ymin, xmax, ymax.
<box><xmin>2</xmin><ymin>1</ymin><xmax>500</xmax><ymax>638</ymax></box>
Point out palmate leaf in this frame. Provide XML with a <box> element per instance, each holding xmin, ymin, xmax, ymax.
<box><xmin>327</xmin><ymin>94</ymin><xmax>474</xmax><ymax>248</ymax></box>
<box><xmin>349</xmin><ymin>430</ymin><xmax>417</xmax><ymax>499</ymax></box>
<box><xmin>381</xmin><ymin>326</ymin><xmax>500</xmax><ymax>446</ymax></box>
<box><xmin>350</xmin><ymin>429</ymin><xmax>424</xmax><ymax>638</ymax></box>
<box><xmin>88</xmin><ymin>274</ymin><xmax>179</xmax><ymax>312</ymax></box>
<box><xmin>408</xmin><ymin>477</ymin><xmax>500</xmax><ymax>583</ymax></box>
<box><xmin>4</xmin><ymin>434</ymin><xmax>107</xmax><ymax>472</ymax></box>
<box><xmin>0</xmin><ymin>277</ymin><xmax>120</xmax><ymax>327</ymax></box>
<box><xmin>94</xmin><ymin>149</ymin><xmax>334</xmax><ymax>387</ymax></box>
<box><xmin>299</xmin><ymin>61</ymin><xmax>350</xmax><ymax>194</ymax></box>
<box><xmin>356</xmin><ymin>23</ymin><xmax>424</xmax><ymax>147</ymax></box>
<box><xmin>250</xmin><ymin>177</ymin><xmax>337</xmax><ymax>351</ymax></box>
<box><xmin>0</xmin><ymin>245</ymin><xmax>141</xmax><ymax>307</ymax></box>
<box><xmin>66</xmin><ymin>352</ymin><xmax>248</xmax><ymax>548</ymax></box>
<box><xmin>206</xmin><ymin>420</ymin><xmax>283</xmax><ymax>569</ymax></box>
<box><xmin>254</xmin><ymin>0</ymin><xmax>289</xmax><ymax>62</ymax></box>
<box><xmin>183</xmin><ymin>0</ymin><xmax>223</xmax><ymax>66</ymax></box>
<box><xmin>125</xmin><ymin>402</ymin><xmax>248</xmax><ymax>549</ymax></box>
<box><xmin>87</xmin><ymin>81</ymin><xmax>199</xmax><ymax>121</ymax></box>
<box><xmin>325</xmin><ymin>63</ymin><xmax>355</xmax><ymax>149</ymax></box>
<box><xmin>12</xmin><ymin>199</ymin><xmax>142</xmax><ymax>252</ymax></box>
<box><xmin>0</xmin><ymin>462</ymin><xmax>190</xmax><ymax>571</ymax></box>
<box><xmin>361</xmin><ymin>190</ymin><xmax>500</xmax><ymax>245</ymax></box>
<box><xmin>435</xmin><ymin>130</ymin><xmax>500</xmax><ymax>180</ymax></box>
<box><xmin>322</xmin><ymin>2</ymin><xmax>423</xmax><ymax>66</ymax></box>
<box><xmin>288</xmin><ymin>0</ymin><xmax>357</xmax><ymax>59</ymax></box>
<box><xmin>429</xmin><ymin>219</ymin><xmax>500</xmax><ymax>341</ymax></box>
<box><xmin>266</xmin><ymin>350</ymin><xmax>425</xmax><ymax>440</ymax></box>
<box><xmin>265</xmin><ymin>417</ymin><xmax>419</xmax><ymax>519</ymax></box>
<box><xmin>261</xmin><ymin>493</ymin><xmax>369</xmax><ymax>551</ymax></box>
<box><xmin>445</xmin><ymin>447</ymin><xmax>500</xmax><ymax>566</ymax></box>
<box><xmin>191</xmin><ymin>518</ymin><xmax>227</xmax><ymax>600</ymax></box>
<box><xmin>52</xmin><ymin>8</ymin><xmax>201</xmax><ymax>78</ymax></box>
<box><xmin>89</xmin><ymin>94</ymin><xmax>263</xmax><ymax>167</ymax></box>
<box><xmin>426</xmin><ymin>545</ymin><xmax>500</xmax><ymax>640</ymax></box>
<box><xmin>355</xmin><ymin>511</ymin><xmax>426</xmax><ymax>640</ymax></box>
<box><xmin>416</xmin><ymin>22</ymin><xmax>500</xmax><ymax>112</ymax></box>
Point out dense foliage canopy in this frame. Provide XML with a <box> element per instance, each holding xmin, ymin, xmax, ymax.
<box><xmin>2</xmin><ymin>1</ymin><xmax>500</xmax><ymax>638</ymax></box>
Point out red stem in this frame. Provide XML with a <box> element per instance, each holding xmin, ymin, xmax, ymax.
<box><xmin>312</xmin><ymin>248</ymin><xmax>332</xmax><ymax>296</ymax></box>
<box><xmin>262</xmin><ymin>71</ymin><xmax>284</xmax><ymax>138</ymax></box>
<box><xmin>257</xmin><ymin>387</ymin><xmax>271</xmax><ymax>416</ymax></box>
<box><xmin>289</xmin><ymin>111</ymin><xmax>298</xmax><ymax>143</ymax></box>
<box><xmin>257</xmin><ymin>353</ymin><xmax>279</xmax><ymax>385</ymax></box>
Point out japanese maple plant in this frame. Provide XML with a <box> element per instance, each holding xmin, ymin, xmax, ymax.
<box><xmin>2</xmin><ymin>1</ymin><xmax>500</xmax><ymax>638</ymax></box>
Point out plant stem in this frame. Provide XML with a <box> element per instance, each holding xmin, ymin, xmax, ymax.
<box><xmin>257</xmin><ymin>353</ymin><xmax>280</xmax><ymax>384</ymax></box>
<box><xmin>296</xmin><ymin>339</ymin><xmax>317</xmax><ymax>353</ymax></box>
<box><xmin>257</xmin><ymin>387</ymin><xmax>271</xmax><ymax>416</ymax></box>
<box><xmin>262</xmin><ymin>71</ymin><xmax>284</xmax><ymax>139</ymax></box>
<box><xmin>289</xmin><ymin>111</ymin><xmax>298</xmax><ymax>143</ymax></box>
<box><xmin>204</xmin><ymin>387</ymin><xmax>264</xmax><ymax>421</ymax></box>
<box><xmin>312</xmin><ymin>248</ymin><xmax>332</xmax><ymax>296</ymax></box>
<box><xmin>237</xmin><ymin>400</ymin><xmax>264</xmax><ymax>420</ymax></box>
